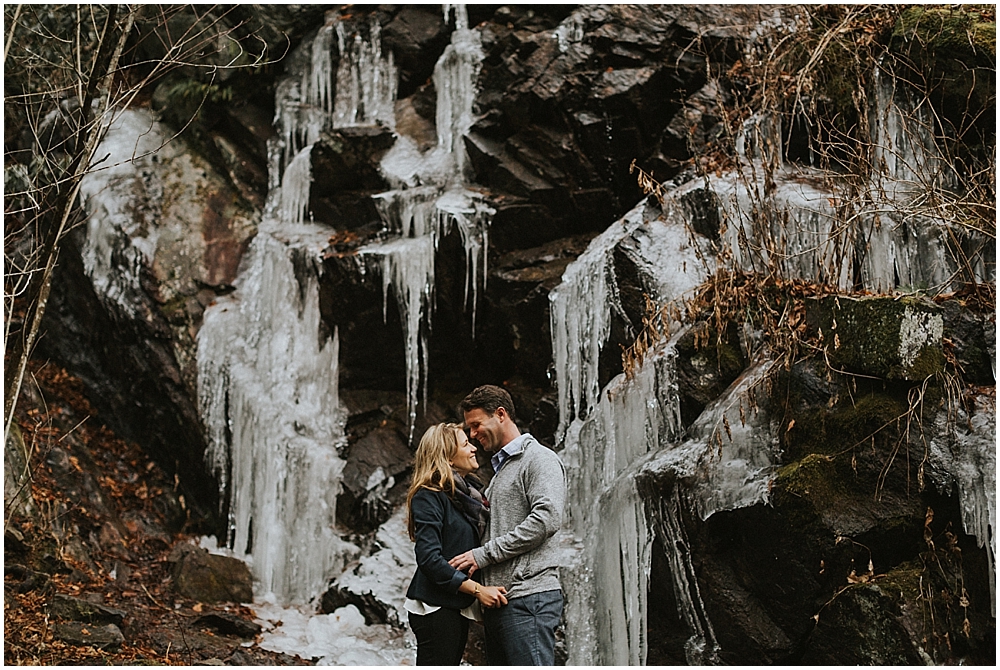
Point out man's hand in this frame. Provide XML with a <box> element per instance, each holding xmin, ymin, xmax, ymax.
<box><xmin>449</xmin><ymin>550</ymin><xmax>479</xmax><ymax>575</ymax></box>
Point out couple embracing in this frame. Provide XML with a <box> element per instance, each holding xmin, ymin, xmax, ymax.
<box><xmin>404</xmin><ymin>385</ymin><xmax>566</xmax><ymax>665</ymax></box>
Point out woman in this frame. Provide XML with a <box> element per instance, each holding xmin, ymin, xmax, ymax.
<box><xmin>405</xmin><ymin>422</ymin><xmax>508</xmax><ymax>665</ymax></box>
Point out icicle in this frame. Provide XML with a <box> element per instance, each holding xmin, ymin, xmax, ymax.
<box><xmin>928</xmin><ymin>394</ymin><xmax>996</xmax><ymax>615</ymax></box>
<box><xmin>198</xmin><ymin>228</ymin><xmax>355</xmax><ymax>604</ymax></box>
<box><xmin>436</xmin><ymin>188</ymin><xmax>493</xmax><ymax>334</ymax></box>
<box><xmin>359</xmin><ymin>236</ymin><xmax>436</xmax><ymax>442</ymax></box>
<box><xmin>443</xmin><ymin>4</ymin><xmax>469</xmax><ymax>31</ymax></box>
<box><xmin>649</xmin><ymin>488</ymin><xmax>721</xmax><ymax>665</ymax></box>
<box><xmin>333</xmin><ymin>16</ymin><xmax>397</xmax><ymax>129</ymax></box>
<box><xmin>305</xmin><ymin>25</ymin><xmax>334</xmax><ymax>114</ymax></box>
<box><xmin>372</xmin><ymin>186</ymin><xmax>440</xmax><ymax>237</ymax></box>
<box><xmin>279</xmin><ymin>145</ymin><xmax>313</xmax><ymax>225</ymax></box>
<box><xmin>550</xmin><ymin>205</ymin><xmax>648</xmax><ymax>438</ymax></box>
<box><xmin>432</xmin><ymin>12</ymin><xmax>482</xmax><ymax>182</ymax></box>
<box><xmin>360</xmin><ymin>11</ymin><xmax>491</xmax><ymax>439</ymax></box>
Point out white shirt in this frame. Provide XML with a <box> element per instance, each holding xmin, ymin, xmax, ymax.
<box><xmin>404</xmin><ymin>597</ymin><xmax>482</xmax><ymax>621</ymax></box>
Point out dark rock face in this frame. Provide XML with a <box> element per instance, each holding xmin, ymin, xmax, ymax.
<box><xmin>309</xmin><ymin>128</ymin><xmax>395</xmax><ymax>229</ymax></box>
<box><xmin>639</xmin><ymin>356</ymin><xmax>995</xmax><ymax>665</ymax></box>
<box><xmin>169</xmin><ymin>544</ymin><xmax>253</xmax><ymax>604</ymax></box>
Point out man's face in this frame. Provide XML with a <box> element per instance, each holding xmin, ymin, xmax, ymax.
<box><xmin>464</xmin><ymin>407</ymin><xmax>503</xmax><ymax>453</ymax></box>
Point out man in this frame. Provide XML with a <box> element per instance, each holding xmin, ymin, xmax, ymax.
<box><xmin>448</xmin><ymin>385</ymin><xmax>566</xmax><ymax>666</ymax></box>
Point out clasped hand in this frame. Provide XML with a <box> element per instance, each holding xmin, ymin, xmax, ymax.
<box><xmin>475</xmin><ymin>584</ymin><xmax>508</xmax><ymax>608</ymax></box>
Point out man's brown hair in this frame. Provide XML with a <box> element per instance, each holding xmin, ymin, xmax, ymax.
<box><xmin>460</xmin><ymin>384</ymin><xmax>517</xmax><ymax>425</ymax></box>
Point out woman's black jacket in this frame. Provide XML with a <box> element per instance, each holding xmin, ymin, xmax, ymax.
<box><xmin>406</xmin><ymin>487</ymin><xmax>479</xmax><ymax>609</ymax></box>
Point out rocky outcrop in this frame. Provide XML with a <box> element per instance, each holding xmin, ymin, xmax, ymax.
<box><xmin>41</xmin><ymin>109</ymin><xmax>257</xmax><ymax>524</ymax></box>
<box><xmin>168</xmin><ymin>543</ymin><xmax>254</xmax><ymax>604</ymax></box>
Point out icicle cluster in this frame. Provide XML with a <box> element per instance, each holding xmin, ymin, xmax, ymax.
<box><xmin>356</xmin><ymin>9</ymin><xmax>491</xmax><ymax>440</ymax></box>
<box><xmin>274</xmin><ymin>15</ymin><xmax>397</xmax><ymax>174</ymax></box>
<box><xmin>198</xmin><ymin>228</ymin><xmax>354</xmax><ymax>604</ymax></box>
<box><xmin>559</xmin><ymin>336</ymin><xmax>683</xmax><ymax>665</ymax></box>
<box><xmin>928</xmin><ymin>394</ymin><xmax>997</xmax><ymax>616</ymax></box>
<box><xmin>333</xmin><ymin>16</ymin><xmax>397</xmax><ymax>129</ymax></box>
<box><xmin>279</xmin><ymin>145</ymin><xmax>314</xmax><ymax>226</ymax></box>
<box><xmin>552</xmin><ymin>197</ymin><xmax>711</xmax><ymax>664</ymax></box>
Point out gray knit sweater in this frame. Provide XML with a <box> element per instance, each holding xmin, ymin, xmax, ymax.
<box><xmin>471</xmin><ymin>435</ymin><xmax>566</xmax><ymax>600</ymax></box>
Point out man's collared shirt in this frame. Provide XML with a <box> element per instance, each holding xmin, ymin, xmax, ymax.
<box><xmin>490</xmin><ymin>432</ymin><xmax>531</xmax><ymax>475</ymax></box>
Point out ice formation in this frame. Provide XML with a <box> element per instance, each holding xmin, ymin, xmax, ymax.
<box><xmin>79</xmin><ymin>109</ymin><xmax>166</xmax><ymax>317</ymax></box>
<box><xmin>279</xmin><ymin>145</ymin><xmax>313</xmax><ymax>226</ymax></box>
<box><xmin>928</xmin><ymin>394</ymin><xmax>997</xmax><ymax>615</ymax></box>
<box><xmin>711</xmin><ymin>76</ymin><xmax>992</xmax><ymax>295</ymax></box>
<box><xmin>194</xmin><ymin>9</ymin><xmax>407</xmax><ymax>605</ymax></box>
<box><xmin>551</xmin><ymin>198</ymin><xmax>715</xmax><ymax>664</ymax></box>
<box><xmin>197</xmin><ymin>223</ymin><xmax>356</xmax><ymax>604</ymax></box>
<box><xmin>559</xmin><ymin>339</ymin><xmax>683</xmax><ymax>665</ymax></box>
<box><xmin>254</xmin><ymin>601</ymin><xmax>413</xmax><ymax>665</ymax></box>
<box><xmin>333</xmin><ymin>16</ymin><xmax>397</xmax><ymax>129</ymax></box>
<box><xmin>550</xmin><ymin>199</ymin><xmax>709</xmax><ymax>440</ymax></box>
<box><xmin>329</xmin><ymin>507</ymin><xmax>418</xmax><ymax>627</ymax></box>
<box><xmin>356</xmin><ymin>4</ymin><xmax>492</xmax><ymax>439</ymax></box>
<box><xmin>274</xmin><ymin>14</ymin><xmax>396</xmax><ymax>174</ymax></box>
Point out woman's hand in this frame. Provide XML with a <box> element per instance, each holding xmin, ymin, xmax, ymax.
<box><xmin>459</xmin><ymin>579</ymin><xmax>507</xmax><ymax>608</ymax></box>
<box><xmin>475</xmin><ymin>585</ymin><xmax>508</xmax><ymax>609</ymax></box>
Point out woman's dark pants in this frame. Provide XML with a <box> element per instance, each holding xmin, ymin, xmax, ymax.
<box><xmin>408</xmin><ymin>608</ymin><xmax>470</xmax><ymax>665</ymax></box>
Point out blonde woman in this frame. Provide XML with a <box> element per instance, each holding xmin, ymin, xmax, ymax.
<box><xmin>405</xmin><ymin>423</ymin><xmax>508</xmax><ymax>665</ymax></box>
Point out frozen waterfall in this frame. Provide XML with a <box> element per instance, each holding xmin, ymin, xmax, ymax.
<box><xmin>197</xmin><ymin>224</ymin><xmax>355</xmax><ymax>604</ymax></box>
<box><xmin>551</xmin><ymin>197</ymin><xmax>713</xmax><ymax>664</ymax></box>
<box><xmin>357</xmin><ymin>4</ymin><xmax>492</xmax><ymax>440</ymax></box>
<box><xmin>194</xmin><ymin>9</ymin><xmax>408</xmax><ymax>605</ymax></box>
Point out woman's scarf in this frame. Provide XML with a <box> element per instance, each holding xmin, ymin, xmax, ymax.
<box><xmin>451</xmin><ymin>471</ymin><xmax>490</xmax><ymax>542</ymax></box>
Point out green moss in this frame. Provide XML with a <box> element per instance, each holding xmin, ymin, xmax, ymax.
<box><xmin>787</xmin><ymin>392</ymin><xmax>907</xmax><ymax>462</ymax></box>
<box><xmin>874</xmin><ymin>559</ymin><xmax>924</xmax><ymax>604</ymax></box>
<box><xmin>903</xmin><ymin>346</ymin><xmax>945</xmax><ymax>380</ymax></box>
<box><xmin>776</xmin><ymin>453</ymin><xmax>842</xmax><ymax>498</ymax></box>
<box><xmin>892</xmin><ymin>5</ymin><xmax>995</xmax><ymax>57</ymax></box>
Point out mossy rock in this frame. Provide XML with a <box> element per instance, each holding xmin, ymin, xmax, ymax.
<box><xmin>892</xmin><ymin>5</ymin><xmax>995</xmax><ymax>59</ymax></box>
<box><xmin>807</xmin><ymin>295</ymin><xmax>945</xmax><ymax>381</ymax></box>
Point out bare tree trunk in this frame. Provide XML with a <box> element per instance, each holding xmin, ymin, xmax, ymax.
<box><xmin>4</xmin><ymin>6</ymin><xmax>138</xmax><ymax>444</ymax></box>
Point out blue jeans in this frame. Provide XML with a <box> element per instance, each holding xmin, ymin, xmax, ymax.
<box><xmin>482</xmin><ymin>590</ymin><xmax>563</xmax><ymax>665</ymax></box>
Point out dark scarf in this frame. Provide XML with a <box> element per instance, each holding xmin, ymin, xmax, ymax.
<box><xmin>451</xmin><ymin>472</ymin><xmax>490</xmax><ymax>542</ymax></box>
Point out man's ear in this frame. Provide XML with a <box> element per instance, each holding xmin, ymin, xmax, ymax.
<box><xmin>495</xmin><ymin>406</ymin><xmax>508</xmax><ymax>422</ymax></box>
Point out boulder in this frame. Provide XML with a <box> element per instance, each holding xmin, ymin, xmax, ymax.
<box><xmin>169</xmin><ymin>544</ymin><xmax>253</xmax><ymax>604</ymax></box>
<box><xmin>807</xmin><ymin>295</ymin><xmax>946</xmax><ymax>380</ymax></box>
<box><xmin>50</xmin><ymin>594</ymin><xmax>126</xmax><ymax>626</ymax></box>
<box><xmin>53</xmin><ymin>621</ymin><xmax>124</xmax><ymax>651</ymax></box>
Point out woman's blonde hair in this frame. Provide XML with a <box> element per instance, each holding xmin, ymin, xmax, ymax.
<box><xmin>406</xmin><ymin>422</ymin><xmax>464</xmax><ymax>541</ymax></box>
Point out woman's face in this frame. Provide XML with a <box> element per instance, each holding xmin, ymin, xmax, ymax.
<box><xmin>448</xmin><ymin>429</ymin><xmax>478</xmax><ymax>475</ymax></box>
